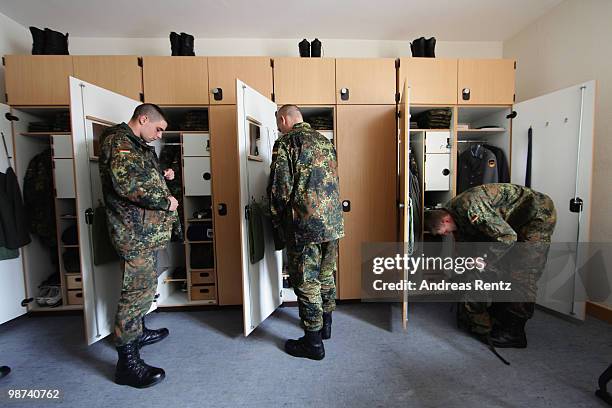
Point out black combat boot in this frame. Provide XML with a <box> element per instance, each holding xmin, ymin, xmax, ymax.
<box><xmin>320</xmin><ymin>312</ymin><xmax>332</xmax><ymax>340</ymax></box>
<box><xmin>43</xmin><ymin>28</ymin><xmax>69</xmax><ymax>55</ymax></box>
<box><xmin>311</xmin><ymin>38</ymin><xmax>322</xmax><ymax>57</ymax></box>
<box><xmin>169</xmin><ymin>32</ymin><xmax>181</xmax><ymax>56</ymax></box>
<box><xmin>424</xmin><ymin>37</ymin><xmax>436</xmax><ymax>58</ymax></box>
<box><xmin>115</xmin><ymin>341</ymin><xmax>165</xmax><ymax>388</ymax></box>
<box><xmin>596</xmin><ymin>363</ymin><xmax>612</xmax><ymax>405</ymax></box>
<box><xmin>285</xmin><ymin>330</ymin><xmax>325</xmax><ymax>360</ymax></box>
<box><xmin>180</xmin><ymin>33</ymin><xmax>195</xmax><ymax>56</ymax></box>
<box><xmin>139</xmin><ymin>316</ymin><xmax>169</xmax><ymax>347</ymax></box>
<box><xmin>410</xmin><ymin>37</ymin><xmax>426</xmax><ymax>57</ymax></box>
<box><xmin>0</xmin><ymin>366</ymin><xmax>10</xmax><ymax>379</ymax></box>
<box><xmin>490</xmin><ymin>316</ymin><xmax>527</xmax><ymax>348</ymax></box>
<box><xmin>29</xmin><ymin>27</ymin><xmax>45</xmax><ymax>55</ymax></box>
<box><xmin>298</xmin><ymin>39</ymin><xmax>310</xmax><ymax>57</ymax></box>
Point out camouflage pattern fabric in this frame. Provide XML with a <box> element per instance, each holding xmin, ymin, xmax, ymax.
<box><xmin>23</xmin><ymin>148</ymin><xmax>56</xmax><ymax>248</ymax></box>
<box><xmin>114</xmin><ymin>251</ymin><xmax>157</xmax><ymax>346</ymax></box>
<box><xmin>159</xmin><ymin>145</ymin><xmax>184</xmax><ymax>242</ymax></box>
<box><xmin>287</xmin><ymin>239</ymin><xmax>338</xmax><ymax>331</ymax></box>
<box><xmin>99</xmin><ymin>123</ymin><xmax>178</xmax><ymax>261</ymax></box>
<box><xmin>267</xmin><ymin>122</ymin><xmax>344</xmax><ymax>246</ymax></box>
<box><xmin>445</xmin><ymin>184</ymin><xmax>557</xmax><ymax>334</ymax></box>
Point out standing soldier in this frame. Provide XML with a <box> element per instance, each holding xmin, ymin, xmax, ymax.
<box><xmin>99</xmin><ymin>104</ymin><xmax>179</xmax><ymax>388</ymax></box>
<box><xmin>424</xmin><ymin>183</ymin><xmax>556</xmax><ymax>349</ymax></box>
<box><xmin>268</xmin><ymin>105</ymin><xmax>344</xmax><ymax>360</ymax></box>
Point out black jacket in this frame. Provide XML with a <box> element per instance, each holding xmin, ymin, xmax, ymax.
<box><xmin>0</xmin><ymin>167</ymin><xmax>31</xmax><ymax>249</ymax></box>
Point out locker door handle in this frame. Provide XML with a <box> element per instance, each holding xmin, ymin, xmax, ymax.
<box><xmin>462</xmin><ymin>88</ymin><xmax>471</xmax><ymax>101</ymax></box>
<box><xmin>442</xmin><ymin>169</ymin><xmax>450</xmax><ymax>176</ymax></box>
<box><xmin>203</xmin><ymin>172</ymin><xmax>211</xmax><ymax>181</ymax></box>
<box><xmin>340</xmin><ymin>88</ymin><xmax>350</xmax><ymax>101</ymax></box>
<box><xmin>218</xmin><ymin>203</ymin><xmax>227</xmax><ymax>216</ymax></box>
<box><xmin>212</xmin><ymin>87</ymin><xmax>223</xmax><ymax>101</ymax></box>
<box><xmin>342</xmin><ymin>200</ymin><xmax>351</xmax><ymax>212</ymax></box>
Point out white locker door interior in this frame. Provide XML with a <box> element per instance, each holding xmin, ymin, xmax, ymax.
<box><xmin>512</xmin><ymin>81</ymin><xmax>596</xmax><ymax>320</ymax></box>
<box><xmin>236</xmin><ymin>79</ymin><xmax>283</xmax><ymax>336</ymax></box>
<box><xmin>0</xmin><ymin>102</ymin><xmax>27</xmax><ymax>325</ymax></box>
<box><xmin>69</xmin><ymin>77</ymin><xmax>156</xmax><ymax>345</ymax></box>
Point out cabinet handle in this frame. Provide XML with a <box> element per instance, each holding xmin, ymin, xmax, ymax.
<box><xmin>342</xmin><ymin>200</ymin><xmax>351</xmax><ymax>212</ymax></box>
<box><xmin>340</xmin><ymin>88</ymin><xmax>350</xmax><ymax>101</ymax></box>
<box><xmin>462</xmin><ymin>88</ymin><xmax>471</xmax><ymax>101</ymax></box>
<box><xmin>203</xmin><ymin>172</ymin><xmax>211</xmax><ymax>181</ymax></box>
<box><xmin>442</xmin><ymin>168</ymin><xmax>450</xmax><ymax>176</ymax></box>
<box><xmin>212</xmin><ymin>87</ymin><xmax>223</xmax><ymax>101</ymax></box>
<box><xmin>218</xmin><ymin>203</ymin><xmax>227</xmax><ymax>216</ymax></box>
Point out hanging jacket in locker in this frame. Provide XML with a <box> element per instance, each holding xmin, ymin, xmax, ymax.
<box><xmin>483</xmin><ymin>144</ymin><xmax>510</xmax><ymax>183</ymax></box>
<box><xmin>0</xmin><ymin>167</ymin><xmax>32</xmax><ymax>250</ymax></box>
<box><xmin>457</xmin><ymin>144</ymin><xmax>498</xmax><ymax>194</ymax></box>
<box><xmin>23</xmin><ymin>148</ymin><xmax>56</xmax><ymax>248</ymax></box>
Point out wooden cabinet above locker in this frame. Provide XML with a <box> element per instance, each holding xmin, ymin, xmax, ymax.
<box><xmin>142</xmin><ymin>56</ymin><xmax>209</xmax><ymax>105</ymax></box>
<box><xmin>335</xmin><ymin>58</ymin><xmax>396</xmax><ymax>104</ymax></box>
<box><xmin>208</xmin><ymin>57</ymin><xmax>273</xmax><ymax>104</ymax></box>
<box><xmin>458</xmin><ymin>59</ymin><xmax>516</xmax><ymax>105</ymax></box>
<box><xmin>72</xmin><ymin>56</ymin><xmax>142</xmax><ymax>100</ymax></box>
<box><xmin>274</xmin><ymin>58</ymin><xmax>336</xmax><ymax>105</ymax></box>
<box><xmin>398</xmin><ymin>58</ymin><xmax>458</xmax><ymax>105</ymax></box>
<box><xmin>4</xmin><ymin>55</ymin><xmax>73</xmax><ymax>105</ymax></box>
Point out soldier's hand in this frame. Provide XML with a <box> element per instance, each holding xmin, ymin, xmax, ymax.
<box><xmin>164</xmin><ymin>169</ymin><xmax>175</xmax><ymax>180</ymax></box>
<box><xmin>168</xmin><ymin>196</ymin><xmax>179</xmax><ymax>211</ymax></box>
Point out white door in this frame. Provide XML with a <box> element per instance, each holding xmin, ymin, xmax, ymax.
<box><xmin>512</xmin><ymin>81</ymin><xmax>596</xmax><ymax>320</ymax></box>
<box><xmin>425</xmin><ymin>154</ymin><xmax>451</xmax><ymax>191</ymax></box>
<box><xmin>0</xmin><ymin>102</ymin><xmax>27</xmax><ymax>325</ymax></box>
<box><xmin>236</xmin><ymin>79</ymin><xmax>283</xmax><ymax>336</ymax></box>
<box><xmin>69</xmin><ymin>77</ymin><xmax>166</xmax><ymax>345</ymax></box>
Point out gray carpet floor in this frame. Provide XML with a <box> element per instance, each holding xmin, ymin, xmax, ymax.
<box><xmin>0</xmin><ymin>303</ymin><xmax>610</xmax><ymax>408</ymax></box>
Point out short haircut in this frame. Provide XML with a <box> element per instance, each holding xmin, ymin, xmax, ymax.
<box><xmin>277</xmin><ymin>104</ymin><xmax>302</xmax><ymax>119</ymax></box>
<box><xmin>131</xmin><ymin>103</ymin><xmax>168</xmax><ymax>123</ymax></box>
<box><xmin>424</xmin><ymin>209</ymin><xmax>450</xmax><ymax>232</ymax></box>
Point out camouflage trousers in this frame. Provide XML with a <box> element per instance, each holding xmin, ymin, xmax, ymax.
<box><xmin>114</xmin><ymin>251</ymin><xmax>158</xmax><ymax>346</ymax></box>
<box><xmin>287</xmin><ymin>239</ymin><xmax>338</xmax><ymax>332</ymax></box>
<box><xmin>461</xmin><ymin>193</ymin><xmax>557</xmax><ymax>335</ymax></box>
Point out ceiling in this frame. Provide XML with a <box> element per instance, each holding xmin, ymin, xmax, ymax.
<box><xmin>0</xmin><ymin>0</ymin><xmax>563</xmax><ymax>41</ymax></box>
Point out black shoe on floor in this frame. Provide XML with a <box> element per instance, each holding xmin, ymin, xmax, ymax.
<box><xmin>320</xmin><ymin>312</ymin><xmax>332</xmax><ymax>340</ymax></box>
<box><xmin>115</xmin><ymin>341</ymin><xmax>165</xmax><ymax>388</ymax></box>
<box><xmin>489</xmin><ymin>320</ymin><xmax>527</xmax><ymax>348</ymax></box>
<box><xmin>139</xmin><ymin>316</ymin><xmax>169</xmax><ymax>347</ymax></box>
<box><xmin>285</xmin><ymin>330</ymin><xmax>325</xmax><ymax>360</ymax></box>
<box><xmin>0</xmin><ymin>366</ymin><xmax>10</xmax><ymax>379</ymax></box>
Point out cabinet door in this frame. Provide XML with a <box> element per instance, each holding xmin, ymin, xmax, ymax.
<box><xmin>208</xmin><ymin>57</ymin><xmax>272</xmax><ymax>105</ymax></box>
<box><xmin>184</xmin><ymin>157</ymin><xmax>212</xmax><ymax>196</ymax></box>
<box><xmin>4</xmin><ymin>55</ymin><xmax>73</xmax><ymax>105</ymax></box>
<box><xmin>210</xmin><ymin>105</ymin><xmax>243</xmax><ymax>305</ymax></box>
<box><xmin>51</xmin><ymin>134</ymin><xmax>73</xmax><ymax>158</ymax></box>
<box><xmin>425</xmin><ymin>154</ymin><xmax>451</xmax><ymax>191</ymax></box>
<box><xmin>425</xmin><ymin>131</ymin><xmax>451</xmax><ymax>154</ymax></box>
<box><xmin>336</xmin><ymin>105</ymin><xmax>397</xmax><ymax>299</ymax></box>
<box><xmin>53</xmin><ymin>158</ymin><xmax>76</xmax><ymax>198</ymax></box>
<box><xmin>142</xmin><ymin>57</ymin><xmax>209</xmax><ymax>105</ymax></box>
<box><xmin>336</xmin><ymin>58</ymin><xmax>396</xmax><ymax>104</ymax></box>
<box><xmin>73</xmin><ymin>56</ymin><xmax>142</xmax><ymax>100</ymax></box>
<box><xmin>182</xmin><ymin>133</ymin><xmax>210</xmax><ymax>157</ymax></box>
<box><xmin>458</xmin><ymin>59</ymin><xmax>515</xmax><ymax>105</ymax></box>
<box><xmin>274</xmin><ymin>58</ymin><xmax>336</xmax><ymax>105</ymax></box>
<box><xmin>399</xmin><ymin>58</ymin><xmax>457</xmax><ymax>105</ymax></box>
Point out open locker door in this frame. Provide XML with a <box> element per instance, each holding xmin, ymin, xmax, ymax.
<box><xmin>69</xmin><ymin>77</ymin><xmax>164</xmax><ymax>345</ymax></box>
<box><xmin>398</xmin><ymin>83</ymin><xmax>411</xmax><ymax>329</ymax></box>
<box><xmin>0</xmin><ymin>103</ymin><xmax>27</xmax><ymax>325</ymax></box>
<box><xmin>511</xmin><ymin>81</ymin><xmax>596</xmax><ymax>320</ymax></box>
<box><xmin>236</xmin><ymin>79</ymin><xmax>283</xmax><ymax>336</ymax></box>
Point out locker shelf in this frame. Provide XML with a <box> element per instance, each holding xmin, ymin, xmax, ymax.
<box><xmin>410</xmin><ymin>129</ymin><xmax>450</xmax><ymax>132</ymax></box>
<box><xmin>457</xmin><ymin>128</ymin><xmax>505</xmax><ymax>133</ymax></box>
<box><xmin>187</xmin><ymin>218</ymin><xmax>213</xmax><ymax>222</ymax></box>
<box><xmin>187</xmin><ymin>240</ymin><xmax>213</xmax><ymax>244</ymax></box>
<box><xmin>21</xmin><ymin>132</ymin><xmax>71</xmax><ymax>137</ymax></box>
<box><xmin>190</xmin><ymin>268</ymin><xmax>215</xmax><ymax>272</ymax></box>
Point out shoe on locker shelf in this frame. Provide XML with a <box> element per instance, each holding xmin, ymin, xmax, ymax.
<box><xmin>35</xmin><ymin>285</ymin><xmax>52</xmax><ymax>306</ymax></box>
<box><xmin>45</xmin><ymin>286</ymin><xmax>62</xmax><ymax>307</ymax></box>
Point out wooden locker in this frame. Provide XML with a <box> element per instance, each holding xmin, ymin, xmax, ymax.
<box><xmin>208</xmin><ymin>57</ymin><xmax>273</xmax><ymax>104</ymax></box>
<box><xmin>458</xmin><ymin>59</ymin><xmax>516</xmax><ymax>105</ymax></box>
<box><xmin>4</xmin><ymin>55</ymin><xmax>73</xmax><ymax>105</ymax></box>
<box><xmin>142</xmin><ymin>56</ymin><xmax>209</xmax><ymax>105</ymax></box>
<box><xmin>335</xmin><ymin>58</ymin><xmax>396</xmax><ymax>104</ymax></box>
<box><xmin>209</xmin><ymin>106</ymin><xmax>243</xmax><ymax>305</ymax></box>
<box><xmin>274</xmin><ymin>58</ymin><xmax>336</xmax><ymax>105</ymax></box>
<box><xmin>73</xmin><ymin>56</ymin><xmax>142</xmax><ymax>100</ymax></box>
<box><xmin>399</xmin><ymin>58</ymin><xmax>458</xmax><ymax>105</ymax></box>
<box><xmin>336</xmin><ymin>105</ymin><xmax>397</xmax><ymax>299</ymax></box>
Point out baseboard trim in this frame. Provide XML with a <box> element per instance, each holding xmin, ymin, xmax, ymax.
<box><xmin>586</xmin><ymin>301</ymin><xmax>612</xmax><ymax>324</ymax></box>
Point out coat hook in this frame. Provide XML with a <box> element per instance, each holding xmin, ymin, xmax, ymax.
<box><xmin>545</xmin><ymin>121</ymin><xmax>550</xmax><ymax>127</ymax></box>
<box><xmin>564</xmin><ymin>117</ymin><xmax>569</xmax><ymax>123</ymax></box>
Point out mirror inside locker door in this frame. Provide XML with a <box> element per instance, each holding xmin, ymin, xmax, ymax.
<box><xmin>236</xmin><ymin>79</ymin><xmax>283</xmax><ymax>336</ymax></box>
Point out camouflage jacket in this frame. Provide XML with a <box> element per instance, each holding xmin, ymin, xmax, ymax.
<box><xmin>444</xmin><ymin>183</ymin><xmax>551</xmax><ymax>243</ymax></box>
<box><xmin>99</xmin><ymin>123</ymin><xmax>177</xmax><ymax>260</ymax></box>
<box><xmin>268</xmin><ymin>122</ymin><xmax>344</xmax><ymax>245</ymax></box>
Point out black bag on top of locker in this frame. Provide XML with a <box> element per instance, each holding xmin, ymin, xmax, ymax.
<box><xmin>190</xmin><ymin>243</ymin><xmax>214</xmax><ymax>269</ymax></box>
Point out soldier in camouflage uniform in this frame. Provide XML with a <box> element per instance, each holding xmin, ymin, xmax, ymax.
<box><xmin>99</xmin><ymin>104</ymin><xmax>179</xmax><ymax>388</ymax></box>
<box><xmin>425</xmin><ymin>183</ymin><xmax>556</xmax><ymax>349</ymax></box>
<box><xmin>268</xmin><ymin>105</ymin><xmax>344</xmax><ymax>360</ymax></box>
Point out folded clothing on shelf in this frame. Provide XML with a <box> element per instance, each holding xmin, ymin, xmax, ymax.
<box><xmin>414</xmin><ymin>108</ymin><xmax>452</xmax><ymax>129</ymax></box>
